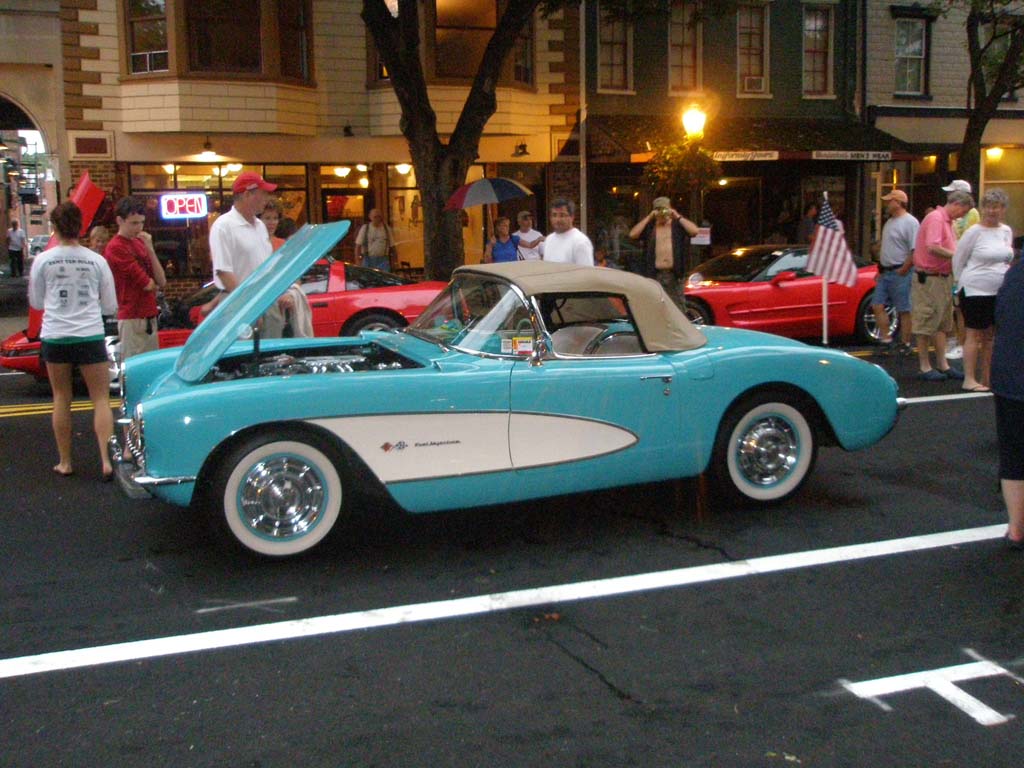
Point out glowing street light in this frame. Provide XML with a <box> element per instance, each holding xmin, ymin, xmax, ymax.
<box><xmin>682</xmin><ymin>105</ymin><xmax>706</xmax><ymax>142</ymax></box>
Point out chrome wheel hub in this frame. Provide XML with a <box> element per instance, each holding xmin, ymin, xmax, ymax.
<box><xmin>238</xmin><ymin>457</ymin><xmax>325</xmax><ymax>539</ymax></box>
<box><xmin>736</xmin><ymin>416</ymin><xmax>799</xmax><ymax>486</ymax></box>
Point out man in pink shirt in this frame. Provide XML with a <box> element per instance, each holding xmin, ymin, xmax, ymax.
<box><xmin>911</xmin><ymin>189</ymin><xmax>973</xmax><ymax>380</ymax></box>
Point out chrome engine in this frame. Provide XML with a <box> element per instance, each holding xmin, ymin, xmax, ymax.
<box><xmin>206</xmin><ymin>345</ymin><xmax>415</xmax><ymax>382</ymax></box>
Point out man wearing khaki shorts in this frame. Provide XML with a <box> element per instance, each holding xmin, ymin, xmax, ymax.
<box><xmin>911</xmin><ymin>190</ymin><xmax>973</xmax><ymax>380</ymax></box>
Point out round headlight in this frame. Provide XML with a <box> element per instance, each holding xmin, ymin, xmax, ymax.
<box><xmin>687</xmin><ymin>272</ymin><xmax>703</xmax><ymax>287</ymax></box>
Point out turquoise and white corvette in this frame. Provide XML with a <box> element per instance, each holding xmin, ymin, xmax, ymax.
<box><xmin>114</xmin><ymin>220</ymin><xmax>900</xmax><ymax>557</ymax></box>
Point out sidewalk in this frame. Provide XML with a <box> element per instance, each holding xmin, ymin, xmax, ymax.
<box><xmin>0</xmin><ymin>275</ymin><xmax>29</xmax><ymax>338</ymax></box>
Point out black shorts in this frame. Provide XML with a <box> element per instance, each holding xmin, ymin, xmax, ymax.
<box><xmin>995</xmin><ymin>395</ymin><xmax>1024</xmax><ymax>481</ymax></box>
<box><xmin>40</xmin><ymin>339</ymin><xmax>109</xmax><ymax>366</ymax></box>
<box><xmin>959</xmin><ymin>291</ymin><xmax>997</xmax><ymax>330</ymax></box>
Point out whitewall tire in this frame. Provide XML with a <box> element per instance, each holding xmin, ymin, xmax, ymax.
<box><xmin>217</xmin><ymin>437</ymin><xmax>344</xmax><ymax>557</ymax></box>
<box><xmin>712</xmin><ymin>397</ymin><xmax>817</xmax><ymax>505</ymax></box>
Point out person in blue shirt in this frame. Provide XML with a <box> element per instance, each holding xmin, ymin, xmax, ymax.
<box><xmin>993</xmin><ymin>256</ymin><xmax>1024</xmax><ymax>549</ymax></box>
<box><xmin>483</xmin><ymin>216</ymin><xmax>520</xmax><ymax>263</ymax></box>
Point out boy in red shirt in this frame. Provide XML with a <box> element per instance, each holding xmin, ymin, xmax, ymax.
<box><xmin>104</xmin><ymin>196</ymin><xmax>166</xmax><ymax>359</ymax></box>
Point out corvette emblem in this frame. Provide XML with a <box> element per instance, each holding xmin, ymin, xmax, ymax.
<box><xmin>380</xmin><ymin>441</ymin><xmax>408</xmax><ymax>453</ymax></box>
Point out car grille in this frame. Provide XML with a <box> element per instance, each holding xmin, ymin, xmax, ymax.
<box><xmin>122</xmin><ymin>417</ymin><xmax>145</xmax><ymax>471</ymax></box>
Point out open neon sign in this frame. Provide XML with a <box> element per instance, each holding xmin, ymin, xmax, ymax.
<box><xmin>160</xmin><ymin>193</ymin><xmax>209</xmax><ymax>219</ymax></box>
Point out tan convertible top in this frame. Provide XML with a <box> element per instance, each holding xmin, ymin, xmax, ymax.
<box><xmin>455</xmin><ymin>261</ymin><xmax>707</xmax><ymax>352</ymax></box>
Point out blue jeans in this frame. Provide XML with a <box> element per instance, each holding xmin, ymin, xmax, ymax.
<box><xmin>362</xmin><ymin>256</ymin><xmax>390</xmax><ymax>272</ymax></box>
<box><xmin>873</xmin><ymin>269</ymin><xmax>912</xmax><ymax>313</ymax></box>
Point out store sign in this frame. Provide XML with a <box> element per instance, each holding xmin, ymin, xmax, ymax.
<box><xmin>712</xmin><ymin>151</ymin><xmax>779</xmax><ymax>162</ymax></box>
<box><xmin>692</xmin><ymin>227</ymin><xmax>711</xmax><ymax>246</ymax></box>
<box><xmin>160</xmin><ymin>193</ymin><xmax>208</xmax><ymax>219</ymax></box>
<box><xmin>812</xmin><ymin>151</ymin><xmax>892</xmax><ymax>161</ymax></box>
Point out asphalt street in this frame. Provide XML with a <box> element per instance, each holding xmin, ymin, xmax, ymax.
<box><xmin>1</xmin><ymin>278</ymin><xmax>1022</xmax><ymax>767</ymax></box>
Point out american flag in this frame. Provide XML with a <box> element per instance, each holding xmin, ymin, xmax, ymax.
<box><xmin>807</xmin><ymin>196</ymin><xmax>858</xmax><ymax>287</ymax></box>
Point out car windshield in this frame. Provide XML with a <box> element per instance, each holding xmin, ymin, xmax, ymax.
<box><xmin>409</xmin><ymin>273</ymin><xmax>534</xmax><ymax>356</ymax></box>
<box><xmin>692</xmin><ymin>247</ymin><xmax>789</xmax><ymax>282</ymax></box>
<box><xmin>344</xmin><ymin>263</ymin><xmax>408</xmax><ymax>289</ymax></box>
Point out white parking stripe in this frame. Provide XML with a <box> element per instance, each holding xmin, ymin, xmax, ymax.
<box><xmin>0</xmin><ymin>523</ymin><xmax>1006</xmax><ymax>681</ymax></box>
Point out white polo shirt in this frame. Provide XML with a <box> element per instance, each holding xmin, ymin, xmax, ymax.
<box><xmin>540</xmin><ymin>227</ymin><xmax>594</xmax><ymax>266</ymax></box>
<box><xmin>210</xmin><ymin>206</ymin><xmax>272</xmax><ymax>289</ymax></box>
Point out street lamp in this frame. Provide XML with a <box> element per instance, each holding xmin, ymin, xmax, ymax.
<box><xmin>682</xmin><ymin>105</ymin><xmax>706</xmax><ymax>142</ymax></box>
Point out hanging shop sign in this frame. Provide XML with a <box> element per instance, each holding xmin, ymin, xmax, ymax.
<box><xmin>160</xmin><ymin>193</ymin><xmax>209</xmax><ymax>220</ymax></box>
<box><xmin>712</xmin><ymin>151</ymin><xmax>779</xmax><ymax>162</ymax></box>
<box><xmin>812</xmin><ymin>151</ymin><xmax>892</xmax><ymax>161</ymax></box>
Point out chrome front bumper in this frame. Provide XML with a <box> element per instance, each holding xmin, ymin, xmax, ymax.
<box><xmin>110</xmin><ymin>420</ymin><xmax>196</xmax><ymax>500</ymax></box>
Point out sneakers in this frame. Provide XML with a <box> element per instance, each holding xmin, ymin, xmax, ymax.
<box><xmin>946</xmin><ymin>344</ymin><xmax>964</xmax><ymax>360</ymax></box>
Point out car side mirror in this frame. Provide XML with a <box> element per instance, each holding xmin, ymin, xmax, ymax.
<box><xmin>770</xmin><ymin>270</ymin><xmax>798</xmax><ymax>285</ymax></box>
<box><xmin>531</xmin><ymin>336</ymin><xmax>550</xmax><ymax>366</ymax></box>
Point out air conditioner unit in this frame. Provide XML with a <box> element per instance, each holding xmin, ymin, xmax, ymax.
<box><xmin>742</xmin><ymin>75</ymin><xmax>766</xmax><ymax>93</ymax></box>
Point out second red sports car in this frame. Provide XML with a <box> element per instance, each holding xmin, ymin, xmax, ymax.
<box><xmin>682</xmin><ymin>245</ymin><xmax>896</xmax><ymax>343</ymax></box>
<box><xmin>1</xmin><ymin>260</ymin><xmax>446</xmax><ymax>382</ymax></box>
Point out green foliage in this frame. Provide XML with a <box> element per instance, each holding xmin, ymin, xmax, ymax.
<box><xmin>641</xmin><ymin>141</ymin><xmax>720</xmax><ymax>204</ymax></box>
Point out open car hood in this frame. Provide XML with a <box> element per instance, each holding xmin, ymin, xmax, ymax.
<box><xmin>175</xmin><ymin>220</ymin><xmax>351</xmax><ymax>383</ymax></box>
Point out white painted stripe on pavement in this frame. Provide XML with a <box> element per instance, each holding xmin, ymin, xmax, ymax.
<box><xmin>0</xmin><ymin>523</ymin><xmax>1006</xmax><ymax>681</ymax></box>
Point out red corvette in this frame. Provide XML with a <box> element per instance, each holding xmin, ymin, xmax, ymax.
<box><xmin>682</xmin><ymin>245</ymin><xmax>895</xmax><ymax>343</ymax></box>
<box><xmin>1</xmin><ymin>260</ymin><xmax>446</xmax><ymax>382</ymax></box>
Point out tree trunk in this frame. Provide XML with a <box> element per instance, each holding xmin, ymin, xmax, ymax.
<box><xmin>362</xmin><ymin>0</ymin><xmax>540</xmax><ymax>280</ymax></box>
<box><xmin>958</xmin><ymin>113</ymin><xmax>986</xmax><ymax>195</ymax></box>
<box><xmin>957</xmin><ymin>8</ymin><xmax>1024</xmax><ymax>196</ymax></box>
<box><xmin>412</xmin><ymin>146</ymin><xmax>472</xmax><ymax>280</ymax></box>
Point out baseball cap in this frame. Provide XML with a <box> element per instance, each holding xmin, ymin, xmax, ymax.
<box><xmin>941</xmin><ymin>179</ymin><xmax>971</xmax><ymax>193</ymax></box>
<box><xmin>881</xmin><ymin>189</ymin><xmax>908</xmax><ymax>203</ymax></box>
<box><xmin>653</xmin><ymin>196</ymin><xmax>671</xmax><ymax>210</ymax></box>
<box><xmin>231</xmin><ymin>171</ymin><xmax>277</xmax><ymax>195</ymax></box>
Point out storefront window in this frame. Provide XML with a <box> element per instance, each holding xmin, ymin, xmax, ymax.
<box><xmin>984</xmin><ymin>147</ymin><xmax>1024</xmax><ymax>237</ymax></box>
<box><xmin>131</xmin><ymin>164</ymin><xmax>174</xmax><ymax>190</ymax></box>
<box><xmin>129</xmin><ymin>162</ymin><xmax>310</xmax><ymax>277</ymax></box>
<box><xmin>387</xmin><ymin>164</ymin><xmax>485</xmax><ymax>269</ymax></box>
<box><xmin>320</xmin><ymin>163</ymin><xmax>374</xmax><ymax>262</ymax></box>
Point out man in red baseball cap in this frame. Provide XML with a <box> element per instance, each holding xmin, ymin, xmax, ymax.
<box><xmin>210</xmin><ymin>170</ymin><xmax>278</xmax><ymax>294</ymax></box>
<box><xmin>207</xmin><ymin>170</ymin><xmax>297</xmax><ymax>335</ymax></box>
<box><xmin>231</xmin><ymin>170</ymin><xmax>278</xmax><ymax>196</ymax></box>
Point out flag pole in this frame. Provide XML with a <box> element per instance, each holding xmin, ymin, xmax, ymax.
<box><xmin>820</xmin><ymin>192</ymin><xmax>829</xmax><ymax>346</ymax></box>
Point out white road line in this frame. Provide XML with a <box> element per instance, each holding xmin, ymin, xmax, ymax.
<box><xmin>195</xmin><ymin>597</ymin><xmax>299</xmax><ymax>615</ymax></box>
<box><xmin>0</xmin><ymin>523</ymin><xmax>1005</xmax><ymax>681</ymax></box>
<box><xmin>842</xmin><ymin>648</ymin><xmax>1024</xmax><ymax>726</ymax></box>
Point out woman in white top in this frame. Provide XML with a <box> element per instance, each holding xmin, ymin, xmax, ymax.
<box><xmin>28</xmin><ymin>201</ymin><xmax>118</xmax><ymax>480</ymax></box>
<box><xmin>952</xmin><ymin>188</ymin><xmax>1015</xmax><ymax>392</ymax></box>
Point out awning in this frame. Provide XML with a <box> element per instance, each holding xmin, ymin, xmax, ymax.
<box><xmin>582</xmin><ymin>115</ymin><xmax>917</xmax><ymax>163</ymax></box>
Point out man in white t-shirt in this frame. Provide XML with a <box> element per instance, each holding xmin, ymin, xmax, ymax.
<box><xmin>210</xmin><ymin>170</ymin><xmax>277</xmax><ymax>291</ymax></box>
<box><xmin>209</xmin><ymin>170</ymin><xmax>295</xmax><ymax>336</ymax></box>
<box><xmin>539</xmin><ymin>199</ymin><xmax>593</xmax><ymax>266</ymax></box>
<box><xmin>514</xmin><ymin>210</ymin><xmax>544</xmax><ymax>260</ymax></box>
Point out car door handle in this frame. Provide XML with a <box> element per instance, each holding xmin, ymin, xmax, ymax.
<box><xmin>640</xmin><ymin>375</ymin><xmax>673</xmax><ymax>383</ymax></box>
<box><xmin>311</xmin><ymin>302</ymin><xmax>329</xmax><ymax>308</ymax></box>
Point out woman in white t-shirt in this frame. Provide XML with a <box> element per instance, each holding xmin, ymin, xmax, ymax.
<box><xmin>28</xmin><ymin>201</ymin><xmax>118</xmax><ymax>480</ymax></box>
<box><xmin>952</xmin><ymin>188</ymin><xmax>1015</xmax><ymax>392</ymax></box>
